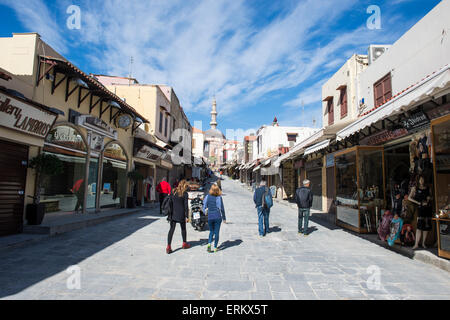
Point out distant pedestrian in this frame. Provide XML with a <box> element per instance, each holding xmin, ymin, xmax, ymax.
<box><xmin>166</xmin><ymin>180</ymin><xmax>191</xmax><ymax>254</ymax></box>
<box><xmin>157</xmin><ymin>178</ymin><xmax>171</xmax><ymax>215</ymax></box>
<box><xmin>295</xmin><ymin>179</ymin><xmax>313</xmax><ymax>236</ymax></box>
<box><xmin>203</xmin><ymin>184</ymin><xmax>227</xmax><ymax>253</ymax></box>
<box><xmin>253</xmin><ymin>178</ymin><xmax>273</xmax><ymax>237</ymax></box>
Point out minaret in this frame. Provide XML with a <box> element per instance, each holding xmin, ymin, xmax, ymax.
<box><xmin>210</xmin><ymin>97</ymin><xmax>218</xmax><ymax>129</ymax></box>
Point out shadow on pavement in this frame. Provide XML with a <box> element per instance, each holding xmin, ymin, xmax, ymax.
<box><xmin>268</xmin><ymin>226</ymin><xmax>282</xmax><ymax>233</ymax></box>
<box><xmin>0</xmin><ymin>212</ymin><xmax>157</xmax><ymax>298</ymax></box>
<box><xmin>219</xmin><ymin>239</ymin><xmax>243</xmax><ymax>251</ymax></box>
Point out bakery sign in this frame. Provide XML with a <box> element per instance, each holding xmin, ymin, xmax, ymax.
<box><xmin>0</xmin><ymin>92</ymin><xmax>57</xmax><ymax>138</ymax></box>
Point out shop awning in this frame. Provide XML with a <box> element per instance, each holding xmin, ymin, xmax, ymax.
<box><xmin>304</xmin><ymin>139</ymin><xmax>330</xmax><ymax>156</ymax></box>
<box><xmin>337</xmin><ymin>66</ymin><xmax>450</xmax><ymax>141</ymax></box>
<box><xmin>38</xmin><ymin>56</ymin><xmax>149</xmax><ymax>125</ymax></box>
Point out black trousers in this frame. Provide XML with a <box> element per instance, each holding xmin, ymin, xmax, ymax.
<box><xmin>159</xmin><ymin>193</ymin><xmax>167</xmax><ymax>214</ymax></box>
<box><xmin>168</xmin><ymin>221</ymin><xmax>187</xmax><ymax>246</ymax></box>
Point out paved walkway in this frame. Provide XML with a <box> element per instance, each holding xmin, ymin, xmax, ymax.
<box><xmin>1</xmin><ymin>178</ymin><xmax>449</xmax><ymax>300</ymax></box>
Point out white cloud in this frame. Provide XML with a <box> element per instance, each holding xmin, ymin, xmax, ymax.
<box><xmin>0</xmin><ymin>0</ymin><xmax>68</xmax><ymax>53</ymax></box>
<box><xmin>1</xmin><ymin>0</ymin><xmax>421</xmax><ymax>128</ymax></box>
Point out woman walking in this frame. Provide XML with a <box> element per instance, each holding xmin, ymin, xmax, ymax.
<box><xmin>166</xmin><ymin>180</ymin><xmax>191</xmax><ymax>254</ymax></box>
<box><xmin>203</xmin><ymin>184</ymin><xmax>227</xmax><ymax>253</ymax></box>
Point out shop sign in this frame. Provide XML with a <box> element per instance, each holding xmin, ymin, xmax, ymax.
<box><xmin>89</xmin><ymin>132</ymin><xmax>104</xmax><ymax>152</ymax></box>
<box><xmin>76</xmin><ymin>115</ymin><xmax>117</xmax><ymax>139</ymax></box>
<box><xmin>401</xmin><ymin>111</ymin><xmax>429</xmax><ymax>132</ymax></box>
<box><xmin>135</xmin><ymin>144</ymin><xmax>163</xmax><ymax>162</ymax></box>
<box><xmin>326</xmin><ymin>153</ymin><xmax>335</xmax><ymax>168</ymax></box>
<box><xmin>46</xmin><ymin>126</ymin><xmax>86</xmax><ymax>151</ymax></box>
<box><xmin>305</xmin><ymin>159</ymin><xmax>322</xmax><ymax>170</ymax></box>
<box><xmin>426</xmin><ymin>103</ymin><xmax>450</xmax><ymax>121</ymax></box>
<box><xmin>294</xmin><ymin>159</ymin><xmax>304</xmax><ymax>169</ymax></box>
<box><xmin>0</xmin><ymin>92</ymin><xmax>57</xmax><ymax>138</ymax></box>
<box><xmin>360</xmin><ymin>128</ymin><xmax>408</xmax><ymax>146</ymax></box>
<box><xmin>160</xmin><ymin>159</ymin><xmax>173</xmax><ymax>170</ymax></box>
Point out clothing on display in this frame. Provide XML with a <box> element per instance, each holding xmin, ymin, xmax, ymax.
<box><xmin>387</xmin><ymin>216</ymin><xmax>404</xmax><ymax>247</ymax></box>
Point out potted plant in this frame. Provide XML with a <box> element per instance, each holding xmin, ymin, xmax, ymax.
<box><xmin>127</xmin><ymin>170</ymin><xmax>144</xmax><ymax>208</ymax></box>
<box><xmin>27</xmin><ymin>153</ymin><xmax>63</xmax><ymax>225</ymax></box>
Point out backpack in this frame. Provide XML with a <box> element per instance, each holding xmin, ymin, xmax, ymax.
<box><xmin>162</xmin><ymin>195</ymin><xmax>173</xmax><ymax>217</ymax></box>
<box><xmin>262</xmin><ymin>187</ymin><xmax>273</xmax><ymax>209</ymax></box>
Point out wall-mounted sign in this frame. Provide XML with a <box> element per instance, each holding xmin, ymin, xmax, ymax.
<box><xmin>294</xmin><ymin>160</ymin><xmax>304</xmax><ymax>169</ymax></box>
<box><xmin>76</xmin><ymin>115</ymin><xmax>117</xmax><ymax>139</ymax></box>
<box><xmin>401</xmin><ymin>111</ymin><xmax>429</xmax><ymax>132</ymax></box>
<box><xmin>326</xmin><ymin>153</ymin><xmax>335</xmax><ymax>168</ymax></box>
<box><xmin>0</xmin><ymin>92</ymin><xmax>57</xmax><ymax>138</ymax></box>
<box><xmin>135</xmin><ymin>144</ymin><xmax>163</xmax><ymax>162</ymax></box>
<box><xmin>46</xmin><ymin>126</ymin><xmax>86</xmax><ymax>151</ymax></box>
<box><xmin>360</xmin><ymin>128</ymin><xmax>408</xmax><ymax>146</ymax></box>
<box><xmin>89</xmin><ymin>132</ymin><xmax>104</xmax><ymax>152</ymax></box>
<box><xmin>426</xmin><ymin>103</ymin><xmax>450</xmax><ymax>121</ymax></box>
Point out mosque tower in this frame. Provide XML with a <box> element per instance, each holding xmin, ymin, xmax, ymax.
<box><xmin>210</xmin><ymin>97</ymin><xmax>218</xmax><ymax>130</ymax></box>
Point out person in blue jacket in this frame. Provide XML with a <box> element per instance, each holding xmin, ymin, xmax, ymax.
<box><xmin>253</xmin><ymin>178</ymin><xmax>272</xmax><ymax>237</ymax></box>
<box><xmin>203</xmin><ymin>184</ymin><xmax>227</xmax><ymax>253</ymax></box>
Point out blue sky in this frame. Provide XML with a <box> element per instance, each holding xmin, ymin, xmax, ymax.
<box><xmin>0</xmin><ymin>0</ymin><xmax>442</xmax><ymax>140</ymax></box>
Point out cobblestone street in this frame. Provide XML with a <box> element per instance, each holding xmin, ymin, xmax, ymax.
<box><xmin>1</xmin><ymin>178</ymin><xmax>449</xmax><ymax>300</ymax></box>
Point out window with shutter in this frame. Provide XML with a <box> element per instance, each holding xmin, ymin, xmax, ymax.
<box><xmin>328</xmin><ymin>99</ymin><xmax>334</xmax><ymax>126</ymax></box>
<box><xmin>374</xmin><ymin>73</ymin><xmax>392</xmax><ymax>108</ymax></box>
<box><xmin>340</xmin><ymin>87</ymin><xmax>348</xmax><ymax>119</ymax></box>
<box><xmin>159</xmin><ymin>111</ymin><xmax>163</xmax><ymax>133</ymax></box>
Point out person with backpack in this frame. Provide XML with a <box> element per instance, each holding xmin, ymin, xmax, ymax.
<box><xmin>253</xmin><ymin>178</ymin><xmax>273</xmax><ymax>237</ymax></box>
<box><xmin>166</xmin><ymin>180</ymin><xmax>191</xmax><ymax>254</ymax></box>
<box><xmin>157</xmin><ymin>177</ymin><xmax>171</xmax><ymax>215</ymax></box>
<box><xmin>295</xmin><ymin>179</ymin><xmax>313</xmax><ymax>236</ymax></box>
<box><xmin>203</xmin><ymin>184</ymin><xmax>227</xmax><ymax>253</ymax></box>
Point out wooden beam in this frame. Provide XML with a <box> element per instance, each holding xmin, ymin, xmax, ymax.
<box><xmin>78</xmin><ymin>89</ymin><xmax>90</xmax><ymax>109</ymax></box>
<box><xmin>110</xmin><ymin>107</ymin><xmax>121</xmax><ymax>124</ymax></box>
<box><xmin>89</xmin><ymin>95</ymin><xmax>102</xmax><ymax>113</ymax></box>
<box><xmin>66</xmin><ymin>81</ymin><xmax>79</xmax><ymax>102</ymax></box>
<box><xmin>53</xmin><ymin>73</ymin><xmax>67</xmax><ymax>95</ymax></box>
<box><xmin>65</xmin><ymin>76</ymin><xmax>70</xmax><ymax>102</ymax></box>
<box><xmin>100</xmin><ymin>104</ymin><xmax>111</xmax><ymax>118</ymax></box>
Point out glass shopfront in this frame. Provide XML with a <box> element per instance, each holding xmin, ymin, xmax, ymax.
<box><xmin>335</xmin><ymin>146</ymin><xmax>385</xmax><ymax>233</ymax></box>
<box><xmin>431</xmin><ymin>114</ymin><xmax>450</xmax><ymax>259</ymax></box>
<box><xmin>41</xmin><ymin>125</ymin><xmax>87</xmax><ymax>213</ymax></box>
<box><xmin>100</xmin><ymin>143</ymin><xmax>128</xmax><ymax>209</ymax></box>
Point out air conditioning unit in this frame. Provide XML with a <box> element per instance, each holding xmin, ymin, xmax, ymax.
<box><xmin>368</xmin><ymin>45</ymin><xmax>391</xmax><ymax>65</ymax></box>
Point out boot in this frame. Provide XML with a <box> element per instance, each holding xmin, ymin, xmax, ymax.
<box><xmin>182</xmin><ymin>242</ymin><xmax>191</xmax><ymax>249</ymax></box>
<box><xmin>166</xmin><ymin>245</ymin><xmax>173</xmax><ymax>254</ymax></box>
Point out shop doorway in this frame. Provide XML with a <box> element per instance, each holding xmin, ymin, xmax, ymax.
<box><xmin>384</xmin><ymin>143</ymin><xmax>411</xmax><ymax>209</ymax></box>
<box><xmin>0</xmin><ymin>140</ymin><xmax>28</xmax><ymax>236</ymax></box>
<box><xmin>308</xmin><ymin>168</ymin><xmax>323</xmax><ymax>211</ymax></box>
<box><xmin>101</xmin><ymin>143</ymin><xmax>128</xmax><ymax>209</ymax></box>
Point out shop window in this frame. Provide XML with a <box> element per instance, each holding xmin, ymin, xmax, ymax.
<box><xmin>101</xmin><ymin>143</ymin><xmax>128</xmax><ymax>209</ymax></box>
<box><xmin>432</xmin><ymin>115</ymin><xmax>450</xmax><ymax>257</ymax></box>
<box><xmin>41</xmin><ymin>126</ymin><xmax>87</xmax><ymax>213</ymax></box>
<box><xmin>335</xmin><ymin>147</ymin><xmax>385</xmax><ymax>233</ymax></box>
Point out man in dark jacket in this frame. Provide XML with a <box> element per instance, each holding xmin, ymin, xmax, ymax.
<box><xmin>253</xmin><ymin>178</ymin><xmax>272</xmax><ymax>237</ymax></box>
<box><xmin>295</xmin><ymin>179</ymin><xmax>313</xmax><ymax>236</ymax></box>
